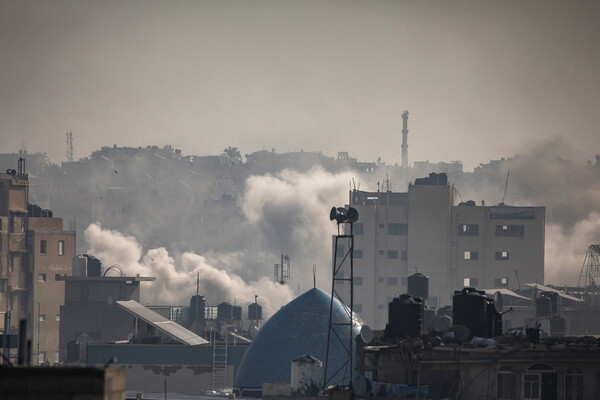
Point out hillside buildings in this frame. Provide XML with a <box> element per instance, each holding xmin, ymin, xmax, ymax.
<box><xmin>0</xmin><ymin>162</ymin><xmax>75</xmax><ymax>364</ymax></box>
<box><xmin>346</xmin><ymin>173</ymin><xmax>545</xmax><ymax>328</ymax></box>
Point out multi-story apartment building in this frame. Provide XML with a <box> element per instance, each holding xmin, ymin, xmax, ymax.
<box><xmin>0</xmin><ymin>163</ymin><xmax>75</xmax><ymax>364</ymax></box>
<box><xmin>343</xmin><ymin>173</ymin><xmax>544</xmax><ymax>329</ymax></box>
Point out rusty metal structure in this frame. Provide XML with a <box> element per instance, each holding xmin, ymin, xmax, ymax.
<box><xmin>577</xmin><ymin>244</ymin><xmax>600</xmax><ymax>288</ymax></box>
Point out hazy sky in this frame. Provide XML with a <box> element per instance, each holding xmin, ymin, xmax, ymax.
<box><xmin>1</xmin><ymin>0</ymin><xmax>599</xmax><ymax>170</ymax></box>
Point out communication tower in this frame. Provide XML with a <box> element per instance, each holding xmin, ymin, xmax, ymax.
<box><xmin>66</xmin><ymin>132</ymin><xmax>74</xmax><ymax>162</ymax></box>
<box><xmin>274</xmin><ymin>254</ymin><xmax>290</xmax><ymax>284</ymax></box>
<box><xmin>324</xmin><ymin>206</ymin><xmax>359</xmax><ymax>389</ymax></box>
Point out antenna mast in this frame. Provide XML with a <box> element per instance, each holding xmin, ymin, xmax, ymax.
<box><xmin>501</xmin><ymin>170</ymin><xmax>510</xmax><ymax>204</ymax></box>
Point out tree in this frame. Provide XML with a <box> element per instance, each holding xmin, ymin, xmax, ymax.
<box><xmin>223</xmin><ymin>146</ymin><xmax>242</xmax><ymax>163</ymax></box>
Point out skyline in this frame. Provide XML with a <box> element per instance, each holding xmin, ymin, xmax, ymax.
<box><xmin>1</xmin><ymin>1</ymin><xmax>600</xmax><ymax>170</ymax></box>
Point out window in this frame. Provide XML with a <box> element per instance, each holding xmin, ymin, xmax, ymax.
<box><xmin>464</xmin><ymin>251</ymin><xmax>479</xmax><ymax>260</ymax></box>
<box><xmin>495</xmin><ymin>278</ymin><xmax>509</xmax><ymax>287</ymax></box>
<box><xmin>497</xmin><ymin>367</ymin><xmax>516</xmax><ymax>400</ymax></box>
<box><xmin>40</xmin><ymin>240</ymin><xmax>47</xmax><ymax>255</ymax></box>
<box><xmin>565</xmin><ymin>368</ymin><xmax>583</xmax><ymax>400</ymax></box>
<box><xmin>378</xmin><ymin>277</ymin><xmax>384</xmax><ymax>283</ymax></box>
<box><xmin>354</xmin><ymin>277</ymin><xmax>363</xmax><ymax>286</ymax></box>
<box><xmin>38</xmin><ymin>351</ymin><xmax>46</xmax><ymax>364</ymax></box>
<box><xmin>463</xmin><ymin>278</ymin><xmax>478</xmax><ymax>287</ymax></box>
<box><xmin>387</xmin><ymin>277</ymin><xmax>398</xmax><ymax>286</ymax></box>
<box><xmin>387</xmin><ymin>250</ymin><xmax>398</xmax><ymax>259</ymax></box>
<box><xmin>523</xmin><ymin>373</ymin><xmax>540</xmax><ymax>400</ymax></box>
<box><xmin>353</xmin><ymin>223</ymin><xmax>364</xmax><ymax>235</ymax></box>
<box><xmin>495</xmin><ymin>251</ymin><xmax>509</xmax><ymax>261</ymax></box>
<box><xmin>523</xmin><ymin>364</ymin><xmax>557</xmax><ymax>400</ymax></box>
<box><xmin>377</xmin><ymin>304</ymin><xmax>384</xmax><ymax>310</ymax></box>
<box><xmin>38</xmin><ymin>274</ymin><xmax>47</xmax><ymax>282</ymax></box>
<box><xmin>458</xmin><ymin>224</ymin><xmax>479</xmax><ymax>236</ymax></box>
<box><xmin>354</xmin><ymin>250</ymin><xmax>363</xmax><ymax>259</ymax></box>
<box><xmin>39</xmin><ymin>314</ymin><xmax>46</xmax><ymax>322</ymax></box>
<box><xmin>0</xmin><ymin>278</ymin><xmax>7</xmax><ymax>294</ymax></box>
<box><xmin>54</xmin><ymin>351</ymin><xmax>59</xmax><ymax>364</ymax></box>
<box><xmin>401</xmin><ymin>250</ymin><xmax>407</xmax><ymax>260</ymax></box>
<box><xmin>58</xmin><ymin>240</ymin><xmax>65</xmax><ymax>255</ymax></box>
<box><xmin>496</xmin><ymin>224</ymin><xmax>525</xmax><ymax>237</ymax></box>
<box><xmin>56</xmin><ymin>314</ymin><xmax>60</xmax><ymax>321</ymax></box>
<box><xmin>388</xmin><ymin>223</ymin><xmax>408</xmax><ymax>235</ymax></box>
<box><xmin>354</xmin><ymin>304</ymin><xmax>363</xmax><ymax>313</ymax></box>
<box><xmin>378</xmin><ymin>223</ymin><xmax>385</xmax><ymax>228</ymax></box>
<box><xmin>378</xmin><ymin>250</ymin><xmax>384</xmax><ymax>255</ymax></box>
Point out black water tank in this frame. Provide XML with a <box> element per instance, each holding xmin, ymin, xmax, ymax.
<box><xmin>549</xmin><ymin>315</ymin><xmax>567</xmax><ymax>336</ymax></box>
<box><xmin>66</xmin><ymin>340</ymin><xmax>81</xmax><ymax>363</ymax></box>
<box><xmin>536</xmin><ymin>296</ymin><xmax>552</xmax><ymax>317</ymax></box>
<box><xmin>428</xmin><ymin>172</ymin><xmax>439</xmax><ymax>185</ymax></box>
<box><xmin>526</xmin><ymin>327</ymin><xmax>540</xmax><ymax>344</ymax></box>
<box><xmin>387</xmin><ymin>294</ymin><xmax>424</xmax><ymax>338</ymax></box>
<box><xmin>190</xmin><ymin>295</ymin><xmax>206</xmax><ymax>322</ymax></box>
<box><xmin>232</xmin><ymin>305</ymin><xmax>242</xmax><ymax>321</ymax></box>
<box><xmin>453</xmin><ymin>288</ymin><xmax>487</xmax><ymax>338</ymax></box>
<box><xmin>84</xmin><ymin>254</ymin><xmax>102</xmax><ymax>277</ymax></box>
<box><xmin>439</xmin><ymin>173</ymin><xmax>448</xmax><ymax>185</ymax></box>
<box><xmin>217</xmin><ymin>302</ymin><xmax>233</xmax><ymax>321</ymax></box>
<box><xmin>407</xmin><ymin>273</ymin><xmax>429</xmax><ymax>300</ymax></box>
<box><xmin>248</xmin><ymin>302</ymin><xmax>262</xmax><ymax>320</ymax></box>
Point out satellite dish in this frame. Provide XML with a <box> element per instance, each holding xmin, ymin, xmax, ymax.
<box><xmin>351</xmin><ymin>374</ymin><xmax>370</xmax><ymax>397</ymax></box>
<box><xmin>451</xmin><ymin>325</ymin><xmax>470</xmax><ymax>343</ymax></box>
<box><xmin>493</xmin><ymin>292</ymin><xmax>504</xmax><ymax>313</ymax></box>
<box><xmin>347</xmin><ymin>207</ymin><xmax>359</xmax><ymax>223</ymax></box>
<box><xmin>359</xmin><ymin>325</ymin><xmax>373</xmax><ymax>344</ymax></box>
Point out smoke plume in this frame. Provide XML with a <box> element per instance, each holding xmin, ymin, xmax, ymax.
<box><xmin>242</xmin><ymin>166</ymin><xmax>358</xmax><ymax>291</ymax></box>
<box><xmin>84</xmin><ymin>223</ymin><xmax>294</xmax><ymax>319</ymax></box>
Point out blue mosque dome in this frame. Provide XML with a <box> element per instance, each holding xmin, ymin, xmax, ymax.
<box><xmin>235</xmin><ymin>288</ymin><xmax>362</xmax><ymax>390</ymax></box>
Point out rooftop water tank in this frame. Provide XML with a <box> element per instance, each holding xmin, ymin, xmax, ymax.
<box><xmin>248</xmin><ymin>302</ymin><xmax>262</xmax><ymax>321</ymax></box>
<box><xmin>387</xmin><ymin>294</ymin><xmax>424</xmax><ymax>338</ymax></box>
<box><xmin>452</xmin><ymin>288</ymin><xmax>487</xmax><ymax>338</ymax></box>
<box><xmin>407</xmin><ymin>273</ymin><xmax>429</xmax><ymax>300</ymax></box>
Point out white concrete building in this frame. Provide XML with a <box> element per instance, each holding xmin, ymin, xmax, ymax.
<box><xmin>340</xmin><ymin>173</ymin><xmax>545</xmax><ymax>329</ymax></box>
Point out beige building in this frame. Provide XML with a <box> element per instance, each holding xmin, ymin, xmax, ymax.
<box><xmin>0</xmin><ymin>166</ymin><xmax>75</xmax><ymax>364</ymax></box>
<box><xmin>345</xmin><ymin>173</ymin><xmax>544</xmax><ymax>329</ymax></box>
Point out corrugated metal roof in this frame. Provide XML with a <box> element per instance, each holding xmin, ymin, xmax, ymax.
<box><xmin>480</xmin><ymin>288</ymin><xmax>531</xmax><ymax>301</ymax></box>
<box><xmin>116</xmin><ymin>300</ymin><xmax>208</xmax><ymax>345</ymax></box>
<box><xmin>525</xmin><ymin>283</ymin><xmax>584</xmax><ymax>302</ymax></box>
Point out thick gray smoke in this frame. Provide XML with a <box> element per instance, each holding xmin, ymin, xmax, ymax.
<box><xmin>242</xmin><ymin>166</ymin><xmax>358</xmax><ymax>292</ymax></box>
<box><xmin>457</xmin><ymin>137</ymin><xmax>600</xmax><ymax>285</ymax></box>
<box><xmin>84</xmin><ymin>223</ymin><xmax>294</xmax><ymax>319</ymax></box>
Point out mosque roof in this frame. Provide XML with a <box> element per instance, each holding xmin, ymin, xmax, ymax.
<box><xmin>234</xmin><ymin>287</ymin><xmax>361</xmax><ymax>389</ymax></box>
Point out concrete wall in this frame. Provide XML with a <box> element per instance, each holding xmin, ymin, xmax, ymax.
<box><xmin>0</xmin><ymin>366</ymin><xmax>125</xmax><ymax>400</ymax></box>
<box><xmin>123</xmin><ymin>364</ymin><xmax>233</xmax><ymax>394</ymax></box>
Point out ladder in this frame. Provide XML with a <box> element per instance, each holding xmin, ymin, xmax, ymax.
<box><xmin>212</xmin><ymin>332</ymin><xmax>228</xmax><ymax>390</ymax></box>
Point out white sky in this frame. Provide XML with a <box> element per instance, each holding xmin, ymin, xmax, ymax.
<box><xmin>1</xmin><ymin>0</ymin><xmax>599</xmax><ymax>170</ymax></box>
